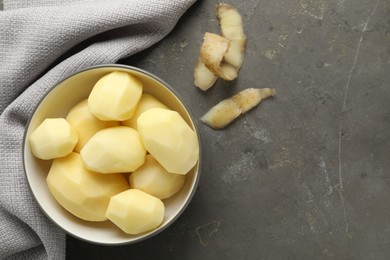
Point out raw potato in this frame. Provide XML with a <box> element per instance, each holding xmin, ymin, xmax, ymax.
<box><xmin>201</xmin><ymin>88</ymin><xmax>276</xmax><ymax>129</ymax></box>
<box><xmin>46</xmin><ymin>152</ymin><xmax>129</xmax><ymax>221</ymax></box>
<box><xmin>137</xmin><ymin>108</ymin><xmax>199</xmax><ymax>175</ymax></box>
<box><xmin>88</xmin><ymin>71</ymin><xmax>143</xmax><ymax>121</ymax></box>
<box><xmin>29</xmin><ymin>118</ymin><xmax>78</xmax><ymax>160</ymax></box>
<box><xmin>106</xmin><ymin>189</ymin><xmax>164</xmax><ymax>235</ymax></box>
<box><xmin>130</xmin><ymin>154</ymin><xmax>185</xmax><ymax>200</ymax></box>
<box><xmin>216</xmin><ymin>3</ymin><xmax>246</xmax><ymax>69</ymax></box>
<box><xmin>80</xmin><ymin>126</ymin><xmax>146</xmax><ymax>173</ymax></box>
<box><xmin>122</xmin><ymin>93</ymin><xmax>168</xmax><ymax>130</ymax></box>
<box><xmin>66</xmin><ymin>99</ymin><xmax>120</xmax><ymax>152</ymax></box>
<box><xmin>29</xmin><ymin>71</ymin><xmax>198</xmax><ymax>233</ymax></box>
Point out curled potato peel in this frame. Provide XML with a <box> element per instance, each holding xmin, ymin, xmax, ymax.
<box><xmin>216</xmin><ymin>3</ymin><xmax>246</xmax><ymax>74</ymax></box>
<box><xmin>201</xmin><ymin>88</ymin><xmax>276</xmax><ymax>129</ymax></box>
<box><xmin>194</xmin><ymin>3</ymin><xmax>246</xmax><ymax>90</ymax></box>
<box><xmin>193</xmin><ymin>56</ymin><xmax>218</xmax><ymax>91</ymax></box>
<box><xmin>199</xmin><ymin>32</ymin><xmax>235</xmax><ymax>81</ymax></box>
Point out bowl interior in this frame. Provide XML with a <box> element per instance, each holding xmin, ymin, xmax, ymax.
<box><xmin>23</xmin><ymin>65</ymin><xmax>200</xmax><ymax>244</ymax></box>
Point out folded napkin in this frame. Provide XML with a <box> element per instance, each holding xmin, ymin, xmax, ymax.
<box><xmin>0</xmin><ymin>0</ymin><xmax>196</xmax><ymax>258</ymax></box>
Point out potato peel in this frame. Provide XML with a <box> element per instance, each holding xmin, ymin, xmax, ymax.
<box><xmin>193</xmin><ymin>3</ymin><xmax>246</xmax><ymax>90</ymax></box>
<box><xmin>216</xmin><ymin>3</ymin><xmax>246</xmax><ymax>40</ymax></box>
<box><xmin>194</xmin><ymin>56</ymin><xmax>218</xmax><ymax>91</ymax></box>
<box><xmin>223</xmin><ymin>38</ymin><xmax>246</xmax><ymax>69</ymax></box>
<box><xmin>216</xmin><ymin>3</ymin><xmax>247</xmax><ymax>70</ymax></box>
<box><xmin>200</xmin><ymin>88</ymin><xmax>276</xmax><ymax>129</ymax></box>
<box><xmin>199</xmin><ymin>32</ymin><xmax>233</xmax><ymax>81</ymax></box>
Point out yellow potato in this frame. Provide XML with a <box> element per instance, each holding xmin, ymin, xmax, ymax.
<box><xmin>129</xmin><ymin>154</ymin><xmax>185</xmax><ymax>200</ymax></box>
<box><xmin>29</xmin><ymin>118</ymin><xmax>78</xmax><ymax>160</ymax></box>
<box><xmin>80</xmin><ymin>126</ymin><xmax>146</xmax><ymax>173</ymax></box>
<box><xmin>137</xmin><ymin>108</ymin><xmax>199</xmax><ymax>175</ymax></box>
<box><xmin>88</xmin><ymin>71</ymin><xmax>143</xmax><ymax>121</ymax></box>
<box><xmin>46</xmin><ymin>152</ymin><xmax>129</xmax><ymax>221</ymax></box>
<box><xmin>66</xmin><ymin>99</ymin><xmax>120</xmax><ymax>152</ymax></box>
<box><xmin>106</xmin><ymin>189</ymin><xmax>164</xmax><ymax>235</ymax></box>
<box><xmin>29</xmin><ymin>71</ymin><xmax>197</xmax><ymax>234</ymax></box>
<box><xmin>122</xmin><ymin>93</ymin><xmax>168</xmax><ymax>130</ymax></box>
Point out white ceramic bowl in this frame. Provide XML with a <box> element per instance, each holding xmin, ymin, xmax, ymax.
<box><xmin>23</xmin><ymin>65</ymin><xmax>201</xmax><ymax>245</ymax></box>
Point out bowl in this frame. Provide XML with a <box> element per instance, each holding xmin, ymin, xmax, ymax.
<box><xmin>23</xmin><ymin>64</ymin><xmax>201</xmax><ymax>245</ymax></box>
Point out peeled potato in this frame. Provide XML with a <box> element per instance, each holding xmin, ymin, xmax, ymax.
<box><xmin>130</xmin><ymin>154</ymin><xmax>185</xmax><ymax>200</ymax></box>
<box><xmin>122</xmin><ymin>93</ymin><xmax>168</xmax><ymax>130</ymax></box>
<box><xmin>88</xmin><ymin>71</ymin><xmax>143</xmax><ymax>121</ymax></box>
<box><xmin>66</xmin><ymin>99</ymin><xmax>120</xmax><ymax>152</ymax></box>
<box><xmin>106</xmin><ymin>189</ymin><xmax>164</xmax><ymax>235</ymax></box>
<box><xmin>137</xmin><ymin>108</ymin><xmax>199</xmax><ymax>175</ymax></box>
<box><xmin>46</xmin><ymin>152</ymin><xmax>129</xmax><ymax>221</ymax></box>
<box><xmin>29</xmin><ymin>118</ymin><xmax>78</xmax><ymax>160</ymax></box>
<box><xmin>80</xmin><ymin>126</ymin><xmax>146</xmax><ymax>173</ymax></box>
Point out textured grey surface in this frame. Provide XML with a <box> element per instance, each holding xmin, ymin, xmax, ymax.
<box><xmin>67</xmin><ymin>0</ymin><xmax>390</xmax><ymax>259</ymax></box>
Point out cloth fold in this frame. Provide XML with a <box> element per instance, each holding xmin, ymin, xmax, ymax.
<box><xmin>0</xmin><ymin>0</ymin><xmax>196</xmax><ymax>259</ymax></box>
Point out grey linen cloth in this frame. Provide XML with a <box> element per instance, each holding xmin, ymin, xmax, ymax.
<box><xmin>0</xmin><ymin>0</ymin><xmax>196</xmax><ymax>259</ymax></box>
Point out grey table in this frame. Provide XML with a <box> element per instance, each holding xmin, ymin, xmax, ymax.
<box><xmin>67</xmin><ymin>0</ymin><xmax>390</xmax><ymax>259</ymax></box>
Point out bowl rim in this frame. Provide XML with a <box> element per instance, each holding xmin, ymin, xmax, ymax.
<box><xmin>22</xmin><ymin>64</ymin><xmax>202</xmax><ymax>245</ymax></box>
